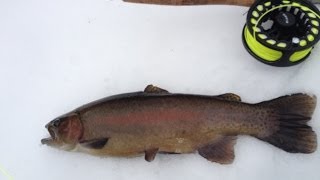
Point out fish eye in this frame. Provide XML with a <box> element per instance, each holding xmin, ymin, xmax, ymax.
<box><xmin>53</xmin><ymin>119</ymin><xmax>60</xmax><ymax>127</ymax></box>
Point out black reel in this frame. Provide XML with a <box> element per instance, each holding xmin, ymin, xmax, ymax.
<box><xmin>242</xmin><ymin>0</ymin><xmax>320</xmax><ymax>67</ymax></box>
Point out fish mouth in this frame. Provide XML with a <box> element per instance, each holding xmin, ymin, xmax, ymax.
<box><xmin>41</xmin><ymin>137</ymin><xmax>54</xmax><ymax>145</ymax></box>
<box><xmin>41</xmin><ymin>126</ymin><xmax>57</xmax><ymax>145</ymax></box>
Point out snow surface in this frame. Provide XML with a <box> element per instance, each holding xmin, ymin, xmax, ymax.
<box><xmin>0</xmin><ymin>0</ymin><xmax>319</xmax><ymax>180</ymax></box>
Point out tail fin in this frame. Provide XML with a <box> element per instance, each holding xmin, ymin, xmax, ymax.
<box><xmin>258</xmin><ymin>94</ymin><xmax>317</xmax><ymax>153</ymax></box>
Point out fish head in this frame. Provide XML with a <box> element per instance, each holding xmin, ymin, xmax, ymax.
<box><xmin>41</xmin><ymin>112</ymin><xmax>83</xmax><ymax>150</ymax></box>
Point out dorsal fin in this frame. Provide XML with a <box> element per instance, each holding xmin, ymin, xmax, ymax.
<box><xmin>144</xmin><ymin>85</ymin><xmax>169</xmax><ymax>94</ymax></box>
<box><xmin>216</xmin><ymin>93</ymin><xmax>241</xmax><ymax>102</ymax></box>
<box><xmin>198</xmin><ymin>136</ymin><xmax>237</xmax><ymax>164</ymax></box>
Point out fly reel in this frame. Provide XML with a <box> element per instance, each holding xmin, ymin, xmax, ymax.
<box><xmin>242</xmin><ymin>0</ymin><xmax>320</xmax><ymax>67</ymax></box>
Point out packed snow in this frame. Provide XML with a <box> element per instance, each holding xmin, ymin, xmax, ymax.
<box><xmin>0</xmin><ymin>0</ymin><xmax>319</xmax><ymax>180</ymax></box>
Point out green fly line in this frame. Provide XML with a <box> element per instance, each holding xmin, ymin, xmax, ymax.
<box><xmin>244</xmin><ymin>1</ymin><xmax>320</xmax><ymax>63</ymax></box>
<box><xmin>0</xmin><ymin>164</ymin><xmax>14</xmax><ymax>180</ymax></box>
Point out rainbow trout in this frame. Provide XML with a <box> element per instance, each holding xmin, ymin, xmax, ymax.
<box><xmin>41</xmin><ymin>85</ymin><xmax>317</xmax><ymax>164</ymax></box>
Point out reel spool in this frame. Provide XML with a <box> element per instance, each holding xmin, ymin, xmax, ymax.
<box><xmin>242</xmin><ymin>0</ymin><xmax>320</xmax><ymax>67</ymax></box>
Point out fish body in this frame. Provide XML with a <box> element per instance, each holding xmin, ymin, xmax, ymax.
<box><xmin>42</xmin><ymin>85</ymin><xmax>317</xmax><ymax>164</ymax></box>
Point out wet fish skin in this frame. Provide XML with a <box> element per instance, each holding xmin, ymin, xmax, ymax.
<box><xmin>42</xmin><ymin>85</ymin><xmax>317</xmax><ymax>164</ymax></box>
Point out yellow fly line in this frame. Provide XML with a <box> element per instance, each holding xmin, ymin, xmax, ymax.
<box><xmin>244</xmin><ymin>26</ymin><xmax>314</xmax><ymax>62</ymax></box>
<box><xmin>244</xmin><ymin>26</ymin><xmax>283</xmax><ymax>61</ymax></box>
<box><xmin>0</xmin><ymin>164</ymin><xmax>14</xmax><ymax>180</ymax></box>
<box><xmin>244</xmin><ymin>2</ymin><xmax>320</xmax><ymax>62</ymax></box>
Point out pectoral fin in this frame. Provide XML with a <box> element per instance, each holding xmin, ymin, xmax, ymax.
<box><xmin>144</xmin><ymin>85</ymin><xmax>169</xmax><ymax>94</ymax></box>
<box><xmin>144</xmin><ymin>148</ymin><xmax>159</xmax><ymax>162</ymax></box>
<box><xmin>198</xmin><ymin>136</ymin><xmax>237</xmax><ymax>164</ymax></box>
<box><xmin>79</xmin><ymin>138</ymin><xmax>109</xmax><ymax>149</ymax></box>
<box><xmin>216</xmin><ymin>93</ymin><xmax>241</xmax><ymax>102</ymax></box>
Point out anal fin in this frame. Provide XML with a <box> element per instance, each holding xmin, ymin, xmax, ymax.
<box><xmin>145</xmin><ymin>148</ymin><xmax>159</xmax><ymax>162</ymax></box>
<box><xmin>79</xmin><ymin>138</ymin><xmax>109</xmax><ymax>149</ymax></box>
<box><xmin>198</xmin><ymin>136</ymin><xmax>237</xmax><ymax>164</ymax></box>
<box><xmin>216</xmin><ymin>93</ymin><xmax>241</xmax><ymax>102</ymax></box>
